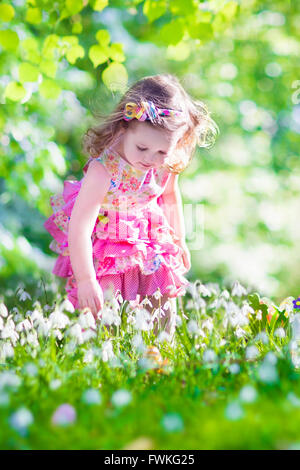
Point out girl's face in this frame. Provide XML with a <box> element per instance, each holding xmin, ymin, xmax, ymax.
<box><xmin>113</xmin><ymin>121</ymin><xmax>181</xmax><ymax>171</ymax></box>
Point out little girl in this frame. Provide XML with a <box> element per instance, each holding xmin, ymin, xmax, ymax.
<box><xmin>44</xmin><ymin>73</ymin><xmax>218</xmax><ymax>338</ymax></box>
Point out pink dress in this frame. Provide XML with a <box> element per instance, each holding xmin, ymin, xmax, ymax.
<box><xmin>44</xmin><ymin>145</ymin><xmax>189</xmax><ymax>308</ymax></box>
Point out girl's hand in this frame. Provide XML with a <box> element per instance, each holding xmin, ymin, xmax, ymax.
<box><xmin>175</xmin><ymin>238</ymin><xmax>191</xmax><ymax>272</ymax></box>
<box><xmin>77</xmin><ymin>278</ymin><xmax>104</xmax><ymax>320</ymax></box>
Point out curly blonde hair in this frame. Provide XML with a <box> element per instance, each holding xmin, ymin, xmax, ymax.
<box><xmin>82</xmin><ymin>73</ymin><xmax>219</xmax><ymax>174</ymax></box>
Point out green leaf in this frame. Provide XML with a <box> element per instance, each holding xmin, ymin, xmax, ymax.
<box><xmin>96</xmin><ymin>29</ymin><xmax>110</xmax><ymax>46</ymax></box>
<box><xmin>66</xmin><ymin>44</ymin><xmax>85</xmax><ymax>64</ymax></box>
<box><xmin>108</xmin><ymin>43</ymin><xmax>125</xmax><ymax>62</ymax></box>
<box><xmin>42</xmin><ymin>35</ymin><xmax>59</xmax><ymax>60</ymax></box>
<box><xmin>187</xmin><ymin>22</ymin><xmax>213</xmax><ymax>41</ymax></box>
<box><xmin>0</xmin><ymin>29</ymin><xmax>19</xmax><ymax>52</ymax></box>
<box><xmin>4</xmin><ymin>82</ymin><xmax>26</xmax><ymax>102</ymax></box>
<box><xmin>19</xmin><ymin>63</ymin><xmax>39</xmax><ymax>82</ymax></box>
<box><xmin>166</xmin><ymin>41</ymin><xmax>191</xmax><ymax>61</ymax></box>
<box><xmin>66</xmin><ymin>0</ymin><xmax>84</xmax><ymax>15</ymax></box>
<box><xmin>169</xmin><ymin>0</ymin><xmax>196</xmax><ymax>16</ymax></box>
<box><xmin>72</xmin><ymin>22</ymin><xmax>83</xmax><ymax>34</ymax></box>
<box><xmin>25</xmin><ymin>7</ymin><xmax>42</xmax><ymax>24</ymax></box>
<box><xmin>220</xmin><ymin>1</ymin><xmax>238</xmax><ymax>21</ymax></box>
<box><xmin>88</xmin><ymin>44</ymin><xmax>109</xmax><ymax>67</ymax></box>
<box><xmin>157</xmin><ymin>18</ymin><xmax>185</xmax><ymax>45</ymax></box>
<box><xmin>40</xmin><ymin>59</ymin><xmax>57</xmax><ymax>78</ymax></box>
<box><xmin>143</xmin><ymin>0</ymin><xmax>167</xmax><ymax>23</ymax></box>
<box><xmin>102</xmin><ymin>62</ymin><xmax>128</xmax><ymax>92</ymax></box>
<box><xmin>0</xmin><ymin>3</ymin><xmax>15</xmax><ymax>21</ymax></box>
<box><xmin>39</xmin><ymin>79</ymin><xmax>61</xmax><ymax>100</ymax></box>
<box><xmin>91</xmin><ymin>0</ymin><xmax>109</xmax><ymax>12</ymax></box>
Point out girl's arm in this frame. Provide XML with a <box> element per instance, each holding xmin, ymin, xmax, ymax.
<box><xmin>68</xmin><ymin>160</ymin><xmax>111</xmax><ymax>285</ymax></box>
<box><xmin>159</xmin><ymin>173</ymin><xmax>186</xmax><ymax>243</ymax></box>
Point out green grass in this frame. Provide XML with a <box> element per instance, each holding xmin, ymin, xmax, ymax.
<box><xmin>0</xmin><ymin>278</ymin><xmax>300</xmax><ymax>450</ymax></box>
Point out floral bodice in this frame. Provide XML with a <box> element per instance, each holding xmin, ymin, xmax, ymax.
<box><xmin>83</xmin><ymin>148</ymin><xmax>171</xmax><ymax>212</ymax></box>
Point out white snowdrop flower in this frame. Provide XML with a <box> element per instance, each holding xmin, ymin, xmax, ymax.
<box><xmin>26</xmin><ymin>331</ymin><xmax>39</xmax><ymax>347</ymax></box>
<box><xmin>235</xmin><ymin>326</ymin><xmax>247</xmax><ymax>338</ymax></box>
<box><xmin>199</xmin><ymin>284</ymin><xmax>212</xmax><ymax>297</ymax></box>
<box><xmin>187</xmin><ymin>319</ymin><xmax>200</xmax><ymax>335</ymax></box>
<box><xmin>18</xmin><ymin>290</ymin><xmax>32</xmax><ymax>302</ymax></box>
<box><xmin>116</xmin><ymin>291</ymin><xmax>123</xmax><ymax>304</ymax></box>
<box><xmin>30</xmin><ymin>309</ymin><xmax>44</xmax><ymax>324</ymax></box>
<box><xmin>157</xmin><ymin>331</ymin><xmax>171</xmax><ymax>343</ymax></box>
<box><xmin>36</xmin><ymin>318</ymin><xmax>51</xmax><ymax>337</ymax></box>
<box><xmin>235</xmin><ymin>310</ymin><xmax>250</xmax><ymax>327</ymax></box>
<box><xmin>0</xmin><ymin>317</ymin><xmax>3</xmax><ymax>331</ymax></box>
<box><xmin>203</xmin><ymin>348</ymin><xmax>217</xmax><ymax>363</ymax></box>
<box><xmin>241</xmin><ymin>302</ymin><xmax>255</xmax><ymax>317</ymax></box>
<box><xmin>219</xmin><ymin>338</ymin><xmax>227</xmax><ymax>346</ymax></box>
<box><xmin>141</xmin><ymin>297</ymin><xmax>153</xmax><ymax>308</ymax></box>
<box><xmin>231</xmin><ymin>280</ymin><xmax>247</xmax><ymax>297</ymax></box>
<box><xmin>162</xmin><ymin>300</ymin><xmax>171</xmax><ymax>311</ymax></box>
<box><xmin>131</xmin><ymin>333</ymin><xmax>145</xmax><ymax>352</ymax></box>
<box><xmin>101</xmin><ymin>339</ymin><xmax>115</xmax><ymax>362</ymax></box>
<box><xmin>49</xmin><ymin>379</ymin><xmax>62</xmax><ymax>390</ymax></box>
<box><xmin>9</xmin><ymin>407</ymin><xmax>34</xmax><ymax>433</ymax></box>
<box><xmin>14</xmin><ymin>313</ymin><xmax>24</xmax><ymax>322</ymax></box>
<box><xmin>82</xmin><ymin>388</ymin><xmax>102</xmax><ymax>405</ymax></box>
<box><xmin>287</xmin><ymin>392</ymin><xmax>300</xmax><ymax>407</ymax></box>
<box><xmin>185</xmin><ymin>299</ymin><xmax>194</xmax><ymax>310</ymax></box>
<box><xmin>49</xmin><ymin>309</ymin><xmax>70</xmax><ymax>329</ymax></box>
<box><xmin>111</xmin><ymin>389</ymin><xmax>132</xmax><ymax>408</ymax></box>
<box><xmin>51</xmin><ymin>329</ymin><xmax>63</xmax><ymax>340</ymax></box>
<box><xmin>68</xmin><ymin>323</ymin><xmax>83</xmax><ymax>344</ymax></box>
<box><xmin>245</xmin><ymin>345</ymin><xmax>259</xmax><ymax>360</ymax></box>
<box><xmin>10</xmin><ymin>307</ymin><xmax>19</xmax><ymax>315</ymax></box>
<box><xmin>64</xmin><ymin>339</ymin><xmax>77</xmax><ymax>354</ymax></box>
<box><xmin>239</xmin><ymin>385</ymin><xmax>257</xmax><ymax>403</ymax></box>
<box><xmin>264</xmin><ymin>351</ymin><xmax>277</xmax><ymax>365</ymax></box>
<box><xmin>126</xmin><ymin>312</ymin><xmax>136</xmax><ymax>325</ymax></box>
<box><xmin>0</xmin><ymin>371</ymin><xmax>21</xmax><ymax>390</ymax></box>
<box><xmin>110</xmin><ymin>297</ymin><xmax>120</xmax><ymax>313</ymax></box>
<box><xmin>202</xmin><ymin>317</ymin><xmax>214</xmax><ymax>332</ymax></box>
<box><xmin>274</xmin><ymin>327</ymin><xmax>286</xmax><ymax>339</ymax></box>
<box><xmin>291</xmin><ymin>314</ymin><xmax>300</xmax><ymax>340</ymax></box>
<box><xmin>82</xmin><ymin>328</ymin><xmax>97</xmax><ymax>342</ymax></box>
<box><xmin>256</xmin><ymin>310</ymin><xmax>262</xmax><ymax>321</ymax></box>
<box><xmin>59</xmin><ymin>299</ymin><xmax>75</xmax><ymax>313</ymax></box>
<box><xmin>225</xmin><ymin>400</ymin><xmax>244</xmax><ymax>421</ymax></box>
<box><xmin>0</xmin><ymin>303</ymin><xmax>8</xmax><ymax>318</ymax></box>
<box><xmin>134</xmin><ymin>308</ymin><xmax>152</xmax><ymax>331</ymax></box>
<box><xmin>23</xmin><ymin>363</ymin><xmax>38</xmax><ymax>377</ymax></box>
<box><xmin>78</xmin><ymin>311</ymin><xmax>96</xmax><ymax>330</ymax></box>
<box><xmin>220</xmin><ymin>289</ymin><xmax>230</xmax><ymax>300</ymax></box>
<box><xmin>0</xmin><ymin>342</ymin><xmax>14</xmax><ymax>360</ymax></box>
<box><xmin>255</xmin><ymin>331</ymin><xmax>269</xmax><ymax>344</ymax></box>
<box><xmin>229</xmin><ymin>363</ymin><xmax>240</xmax><ymax>374</ymax></box>
<box><xmin>100</xmin><ymin>306</ymin><xmax>115</xmax><ymax>326</ymax></box>
<box><xmin>1</xmin><ymin>318</ymin><xmax>19</xmax><ymax>346</ymax></box>
<box><xmin>258</xmin><ymin>361</ymin><xmax>278</xmax><ymax>383</ymax></box>
<box><xmin>83</xmin><ymin>349</ymin><xmax>94</xmax><ymax>363</ymax></box>
<box><xmin>195</xmin><ymin>297</ymin><xmax>207</xmax><ymax>311</ymax></box>
<box><xmin>16</xmin><ymin>319</ymin><xmax>33</xmax><ymax>333</ymax></box>
<box><xmin>153</xmin><ymin>288</ymin><xmax>163</xmax><ymax>300</ymax></box>
<box><xmin>152</xmin><ymin>308</ymin><xmax>164</xmax><ymax>323</ymax></box>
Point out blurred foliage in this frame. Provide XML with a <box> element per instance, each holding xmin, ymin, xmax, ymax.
<box><xmin>0</xmin><ymin>0</ymin><xmax>300</xmax><ymax>303</ymax></box>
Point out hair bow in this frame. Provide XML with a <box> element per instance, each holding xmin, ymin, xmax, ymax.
<box><xmin>123</xmin><ymin>100</ymin><xmax>183</xmax><ymax>122</ymax></box>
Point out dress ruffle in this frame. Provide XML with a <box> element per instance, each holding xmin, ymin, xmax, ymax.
<box><xmin>44</xmin><ymin>179</ymin><xmax>189</xmax><ymax>304</ymax></box>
